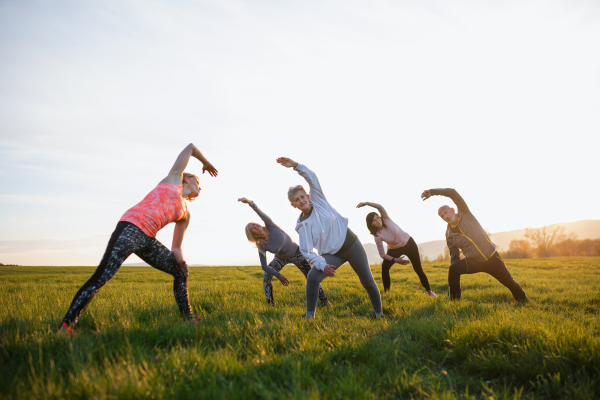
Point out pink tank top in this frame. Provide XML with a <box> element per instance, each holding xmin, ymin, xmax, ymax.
<box><xmin>119</xmin><ymin>184</ymin><xmax>188</xmax><ymax>237</ymax></box>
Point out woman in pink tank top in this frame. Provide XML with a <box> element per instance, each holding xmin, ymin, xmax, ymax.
<box><xmin>58</xmin><ymin>143</ymin><xmax>218</xmax><ymax>335</ymax></box>
<box><xmin>357</xmin><ymin>202</ymin><xmax>436</xmax><ymax>297</ymax></box>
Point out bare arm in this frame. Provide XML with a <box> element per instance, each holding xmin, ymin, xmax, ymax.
<box><xmin>161</xmin><ymin>143</ymin><xmax>218</xmax><ymax>185</ymax></box>
<box><xmin>356</xmin><ymin>202</ymin><xmax>390</xmax><ymax>219</ymax></box>
<box><xmin>171</xmin><ymin>212</ymin><xmax>191</xmax><ymax>277</ymax></box>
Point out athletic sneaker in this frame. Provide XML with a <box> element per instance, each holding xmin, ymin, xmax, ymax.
<box><xmin>302</xmin><ymin>311</ymin><xmax>316</xmax><ymax>319</ymax></box>
<box><xmin>57</xmin><ymin>322</ymin><xmax>74</xmax><ymax>337</ymax></box>
<box><xmin>427</xmin><ymin>291</ymin><xmax>437</xmax><ymax>298</ymax></box>
<box><xmin>182</xmin><ymin>316</ymin><xmax>202</xmax><ymax>325</ymax></box>
<box><xmin>267</xmin><ymin>299</ymin><xmax>276</xmax><ymax>308</ymax></box>
<box><xmin>320</xmin><ymin>298</ymin><xmax>331</xmax><ymax>307</ymax></box>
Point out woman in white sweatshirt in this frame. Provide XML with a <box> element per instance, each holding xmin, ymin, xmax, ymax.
<box><xmin>277</xmin><ymin>157</ymin><xmax>383</xmax><ymax>319</ymax></box>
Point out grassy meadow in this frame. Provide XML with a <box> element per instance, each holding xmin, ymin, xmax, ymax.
<box><xmin>1</xmin><ymin>257</ymin><xmax>599</xmax><ymax>399</ymax></box>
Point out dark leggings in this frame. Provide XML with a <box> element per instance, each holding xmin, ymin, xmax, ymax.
<box><xmin>61</xmin><ymin>221</ymin><xmax>193</xmax><ymax>327</ymax></box>
<box><xmin>382</xmin><ymin>237</ymin><xmax>431</xmax><ymax>292</ymax></box>
<box><xmin>448</xmin><ymin>253</ymin><xmax>526</xmax><ymax>301</ymax></box>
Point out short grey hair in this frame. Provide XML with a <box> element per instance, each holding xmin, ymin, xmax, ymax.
<box><xmin>287</xmin><ymin>185</ymin><xmax>307</xmax><ymax>202</ymax></box>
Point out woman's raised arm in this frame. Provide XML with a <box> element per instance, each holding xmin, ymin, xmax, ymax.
<box><xmin>356</xmin><ymin>202</ymin><xmax>389</xmax><ymax>219</ymax></box>
<box><xmin>162</xmin><ymin>143</ymin><xmax>218</xmax><ymax>185</ymax></box>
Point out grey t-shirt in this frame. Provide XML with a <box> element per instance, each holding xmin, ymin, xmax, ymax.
<box><xmin>250</xmin><ymin>202</ymin><xmax>299</xmax><ymax>277</ymax></box>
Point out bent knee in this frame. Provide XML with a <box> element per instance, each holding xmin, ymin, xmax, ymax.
<box><xmin>448</xmin><ymin>262</ymin><xmax>463</xmax><ymax>274</ymax></box>
<box><xmin>307</xmin><ymin>268</ymin><xmax>324</xmax><ymax>283</ymax></box>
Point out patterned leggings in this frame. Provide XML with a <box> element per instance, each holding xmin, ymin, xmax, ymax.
<box><xmin>263</xmin><ymin>250</ymin><xmax>328</xmax><ymax>304</ymax></box>
<box><xmin>61</xmin><ymin>221</ymin><xmax>193</xmax><ymax>327</ymax></box>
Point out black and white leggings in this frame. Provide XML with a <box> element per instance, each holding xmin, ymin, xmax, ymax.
<box><xmin>263</xmin><ymin>250</ymin><xmax>328</xmax><ymax>304</ymax></box>
<box><xmin>61</xmin><ymin>221</ymin><xmax>193</xmax><ymax>327</ymax></box>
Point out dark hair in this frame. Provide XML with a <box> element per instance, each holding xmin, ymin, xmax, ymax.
<box><xmin>366</xmin><ymin>212</ymin><xmax>386</xmax><ymax>236</ymax></box>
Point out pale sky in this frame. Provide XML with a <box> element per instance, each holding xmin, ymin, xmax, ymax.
<box><xmin>1</xmin><ymin>0</ymin><xmax>599</xmax><ymax>266</ymax></box>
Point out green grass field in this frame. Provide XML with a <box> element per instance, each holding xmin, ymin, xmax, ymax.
<box><xmin>1</xmin><ymin>257</ymin><xmax>599</xmax><ymax>399</ymax></box>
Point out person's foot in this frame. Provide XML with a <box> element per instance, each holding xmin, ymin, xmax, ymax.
<box><xmin>320</xmin><ymin>298</ymin><xmax>331</xmax><ymax>307</ymax></box>
<box><xmin>57</xmin><ymin>322</ymin><xmax>74</xmax><ymax>337</ymax></box>
<box><xmin>516</xmin><ymin>295</ymin><xmax>530</xmax><ymax>303</ymax></box>
<box><xmin>267</xmin><ymin>299</ymin><xmax>276</xmax><ymax>308</ymax></box>
<box><xmin>375</xmin><ymin>312</ymin><xmax>384</xmax><ymax>319</ymax></box>
<box><xmin>427</xmin><ymin>290</ymin><xmax>437</xmax><ymax>298</ymax></box>
<box><xmin>302</xmin><ymin>311</ymin><xmax>315</xmax><ymax>319</ymax></box>
<box><xmin>183</xmin><ymin>316</ymin><xmax>202</xmax><ymax>325</ymax></box>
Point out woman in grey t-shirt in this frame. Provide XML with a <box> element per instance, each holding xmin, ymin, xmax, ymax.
<box><xmin>239</xmin><ymin>198</ymin><xmax>330</xmax><ymax>307</ymax></box>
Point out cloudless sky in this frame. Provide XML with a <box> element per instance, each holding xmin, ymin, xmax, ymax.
<box><xmin>1</xmin><ymin>0</ymin><xmax>599</xmax><ymax>266</ymax></box>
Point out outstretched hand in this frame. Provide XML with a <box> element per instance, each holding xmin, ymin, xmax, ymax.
<box><xmin>202</xmin><ymin>162</ymin><xmax>218</xmax><ymax>177</ymax></box>
<box><xmin>278</xmin><ymin>275</ymin><xmax>289</xmax><ymax>286</ymax></box>
<box><xmin>421</xmin><ymin>190</ymin><xmax>431</xmax><ymax>201</ymax></box>
<box><xmin>396</xmin><ymin>257</ymin><xmax>411</xmax><ymax>265</ymax></box>
<box><xmin>238</xmin><ymin>197</ymin><xmax>252</xmax><ymax>205</ymax></box>
<box><xmin>179</xmin><ymin>261</ymin><xmax>189</xmax><ymax>278</ymax></box>
<box><xmin>276</xmin><ymin>157</ymin><xmax>298</xmax><ymax>169</ymax></box>
<box><xmin>356</xmin><ymin>202</ymin><xmax>369</xmax><ymax>208</ymax></box>
<box><xmin>324</xmin><ymin>265</ymin><xmax>336</xmax><ymax>277</ymax></box>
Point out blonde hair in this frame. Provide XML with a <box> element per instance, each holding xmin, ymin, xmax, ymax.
<box><xmin>182</xmin><ymin>173</ymin><xmax>199</xmax><ymax>202</ymax></box>
<box><xmin>245</xmin><ymin>223</ymin><xmax>267</xmax><ymax>255</ymax></box>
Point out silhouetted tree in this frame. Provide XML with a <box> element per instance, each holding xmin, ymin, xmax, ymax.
<box><xmin>503</xmin><ymin>239</ymin><xmax>533</xmax><ymax>259</ymax></box>
<box><xmin>525</xmin><ymin>225</ymin><xmax>567</xmax><ymax>257</ymax></box>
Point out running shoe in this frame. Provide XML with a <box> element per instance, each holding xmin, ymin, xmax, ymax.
<box><xmin>427</xmin><ymin>290</ymin><xmax>437</xmax><ymax>298</ymax></box>
<box><xmin>320</xmin><ymin>298</ymin><xmax>331</xmax><ymax>307</ymax></box>
<box><xmin>57</xmin><ymin>322</ymin><xmax>74</xmax><ymax>337</ymax></box>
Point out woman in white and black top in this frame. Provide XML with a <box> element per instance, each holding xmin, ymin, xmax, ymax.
<box><xmin>277</xmin><ymin>157</ymin><xmax>383</xmax><ymax>319</ymax></box>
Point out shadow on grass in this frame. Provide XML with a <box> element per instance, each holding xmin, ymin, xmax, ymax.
<box><xmin>3</xmin><ymin>296</ymin><xmax>599</xmax><ymax>399</ymax></box>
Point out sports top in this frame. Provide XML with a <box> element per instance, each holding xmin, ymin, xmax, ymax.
<box><xmin>120</xmin><ymin>183</ymin><xmax>188</xmax><ymax>237</ymax></box>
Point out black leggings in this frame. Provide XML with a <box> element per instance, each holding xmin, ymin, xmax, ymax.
<box><xmin>448</xmin><ymin>253</ymin><xmax>526</xmax><ymax>301</ymax></box>
<box><xmin>61</xmin><ymin>221</ymin><xmax>193</xmax><ymax>327</ymax></box>
<box><xmin>382</xmin><ymin>237</ymin><xmax>431</xmax><ymax>292</ymax></box>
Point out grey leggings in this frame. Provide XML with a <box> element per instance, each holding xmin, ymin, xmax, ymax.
<box><xmin>306</xmin><ymin>237</ymin><xmax>382</xmax><ymax>315</ymax></box>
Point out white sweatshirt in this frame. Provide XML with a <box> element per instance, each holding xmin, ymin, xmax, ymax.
<box><xmin>294</xmin><ymin>164</ymin><xmax>349</xmax><ymax>271</ymax></box>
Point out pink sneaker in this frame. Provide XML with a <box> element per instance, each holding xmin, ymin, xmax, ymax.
<box><xmin>427</xmin><ymin>291</ymin><xmax>437</xmax><ymax>298</ymax></box>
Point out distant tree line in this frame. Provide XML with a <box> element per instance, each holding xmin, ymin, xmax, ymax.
<box><xmin>0</xmin><ymin>263</ymin><xmax>21</xmax><ymax>266</ymax></box>
<box><xmin>501</xmin><ymin>226</ymin><xmax>600</xmax><ymax>259</ymax></box>
<box><xmin>423</xmin><ymin>225</ymin><xmax>600</xmax><ymax>263</ymax></box>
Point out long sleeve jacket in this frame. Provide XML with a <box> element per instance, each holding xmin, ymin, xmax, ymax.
<box><xmin>430</xmin><ymin>188</ymin><xmax>496</xmax><ymax>264</ymax></box>
<box><xmin>294</xmin><ymin>164</ymin><xmax>348</xmax><ymax>271</ymax></box>
<box><xmin>249</xmin><ymin>202</ymin><xmax>299</xmax><ymax>278</ymax></box>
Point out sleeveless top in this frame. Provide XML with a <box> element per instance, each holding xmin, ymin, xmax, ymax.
<box><xmin>119</xmin><ymin>184</ymin><xmax>188</xmax><ymax>237</ymax></box>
